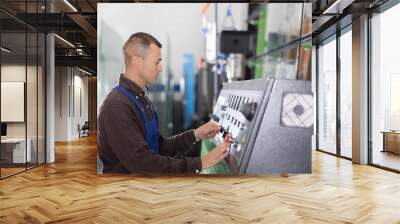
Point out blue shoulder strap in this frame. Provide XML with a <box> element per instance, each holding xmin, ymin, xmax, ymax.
<box><xmin>114</xmin><ymin>85</ymin><xmax>159</xmax><ymax>154</ymax></box>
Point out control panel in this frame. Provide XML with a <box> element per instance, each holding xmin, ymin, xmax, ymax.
<box><xmin>210</xmin><ymin>78</ymin><xmax>313</xmax><ymax>174</ymax></box>
<box><xmin>210</xmin><ymin>80</ymin><xmax>270</xmax><ymax>173</ymax></box>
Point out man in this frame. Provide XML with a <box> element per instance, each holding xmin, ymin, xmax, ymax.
<box><xmin>98</xmin><ymin>32</ymin><xmax>230</xmax><ymax>174</ymax></box>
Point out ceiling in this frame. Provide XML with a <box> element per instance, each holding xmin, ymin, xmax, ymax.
<box><xmin>311</xmin><ymin>0</ymin><xmax>389</xmax><ymax>44</ymax></box>
<box><xmin>0</xmin><ymin>0</ymin><xmax>99</xmax><ymax>74</ymax></box>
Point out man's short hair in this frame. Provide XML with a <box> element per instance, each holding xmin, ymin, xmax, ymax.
<box><xmin>123</xmin><ymin>32</ymin><xmax>162</xmax><ymax>67</ymax></box>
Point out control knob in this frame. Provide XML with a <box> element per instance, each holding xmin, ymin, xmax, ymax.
<box><xmin>239</xmin><ymin>102</ymin><xmax>257</xmax><ymax>121</ymax></box>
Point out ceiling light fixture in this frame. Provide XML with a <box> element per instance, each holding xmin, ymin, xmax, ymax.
<box><xmin>63</xmin><ymin>0</ymin><xmax>78</xmax><ymax>12</ymax></box>
<box><xmin>76</xmin><ymin>48</ymin><xmax>85</xmax><ymax>55</ymax></box>
<box><xmin>1</xmin><ymin>47</ymin><xmax>11</xmax><ymax>53</ymax></box>
<box><xmin>54</xmin><ymin>34</ymin><xmax>75</xmax><ymax>48</ymax></box>
<box><xmin>78</xmin><ymin>67</ymin><xmax>92</xmax><ymax>76</ymax></box>
<box><xmin>323</xmin><ymin>0</ymin><xmax>355</xmax><ymax>15</ymax></box>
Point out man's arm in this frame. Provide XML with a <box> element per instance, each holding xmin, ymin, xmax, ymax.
<box><xmin>158</xmin><ymin>121</ymin><xmax>221</xmax><ymax>157</ymax></box>
<box><xmin>158</xmin><ymin>130</ymin><xmax>197</xmax><ymax>157</ymax></box>
<box><xmin>102</xmin><ymin>102</ymin><xmax>201</xmax><ymax>174</ymax></box>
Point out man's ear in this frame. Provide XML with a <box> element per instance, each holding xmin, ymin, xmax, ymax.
<box><xmin>131</xmin><ymin>55</ymin><xmax>142</xmax><ymax>66</ymax></box>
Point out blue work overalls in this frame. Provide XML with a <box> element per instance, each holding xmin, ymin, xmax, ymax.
<box><xmin>114</xmin><ymin>85</ymin><xmax>160</xmax><ymax>155</ymax></box>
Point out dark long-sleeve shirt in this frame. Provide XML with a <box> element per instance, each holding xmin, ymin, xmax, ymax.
<box><xmin>97</xmin><ymin>75</ymin><xmax>202</xmax><ymax>174</ymax></box>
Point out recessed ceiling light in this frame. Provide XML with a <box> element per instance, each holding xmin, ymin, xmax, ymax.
<box><xmin>54</xmin><ymin>34</ymin><xmax>75</xmax><ymax>48</ymax></box>
<box><xmin>1</xmin><ymin>47</ymin><xmax>11</xmax><ymax>53</ymax></box>
<box><xmin>78</xmin><ymin>67</ymin><xmax>92</xmax><ymax>76</ymax></box>
<box><xmin>323</xmin><ymin>0</ymin><xmax>355</xmax><ymax>15</ymax></box>
<box><xmin>63</xmin><ymin>0</ymin><xmax>78</xmax><ymax>12</ymax></box>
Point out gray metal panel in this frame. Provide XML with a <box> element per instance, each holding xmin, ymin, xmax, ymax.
<box><xmin>223</xmin><ymin>78</ymin><xmax>270</xmax><ymax>91</ymax></box>
<box><xmin>238</xmin><ymin>78</ymin><xmax>275</xmax><ymax>173</ymax></box>
<box><xmin>245</xmin><ymin>79</ymin><xmax>313</xmax><ymax>174</ymax></box>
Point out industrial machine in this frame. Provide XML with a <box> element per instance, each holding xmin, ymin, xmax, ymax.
<box><xmin>209</xmin><ymin>78</ymin><xmax>313</xmax><ymax>174</ymax></box>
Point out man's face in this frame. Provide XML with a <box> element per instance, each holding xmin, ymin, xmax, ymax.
<box><xmin>138</xmin><ymin>44</ymin><xmax>162</xmax><ymax>86</ymax></box>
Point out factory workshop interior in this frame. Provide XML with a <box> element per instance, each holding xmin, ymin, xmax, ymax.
<box><xmin>1</xmin><ymin>0</ymin><xmax>400</xmax><ymax>223</ymax></box>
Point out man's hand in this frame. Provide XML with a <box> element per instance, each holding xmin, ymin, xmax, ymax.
<box><xmin>201</xmin><ymin>142</ymin><xmax>230</xmax><ymax>169</ymax></box>
<box><xmin>194</xmin><ymin>121</ymin><xmax>220</xmax><ymax>140</ymax></box>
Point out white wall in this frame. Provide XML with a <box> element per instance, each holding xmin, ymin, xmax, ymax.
<box><xmin>55</xmin><ymin>67</ymin><xmax>89</xmax><ymax>141</ymax></box>
<box><xmin>55</xmin><ymin>67</ymin><xmax>68</xmax><ymax>141</ymax></box>
<box><xmin>73</xmin><ymin>73</ymin><xmax>89</xmax><ymax>137</ymax></box>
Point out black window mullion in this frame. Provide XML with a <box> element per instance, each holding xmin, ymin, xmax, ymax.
<box><xmin>44</xmin><ymin>0</ymin><xmax>48</xmax><ymax>165</ymax></box>
<box><xmin>0</xmin><ymin>23</ymin><xmax>2</xmax><ymax>179</ymax></box>
<box><xmin>36</xmin><ymin>0</ymin><xmax>39</xmax><ymax>168</ymax></box>
<box><xmin>316</xmin><ymin>44</ymin><xmax>320</xmax><ymax>151</ymax></box>
<box><xmin>72</xmin><ymin>68</ymin><xmax>74</xmax><ymax>118</ymax></box>
<box><xmin>367</xmin><ymin>11</ymin><xmax>373</xmax><ymax>165</ymax></box>
<box><xmin>336</xmin><ymin>28</ymin><xmax>341</xmax><ymax>157</ymax></box>
<box><xmin>25</xmin><ymin>0</ymin><xmax>28</xmax><ymax>171</ymax></box>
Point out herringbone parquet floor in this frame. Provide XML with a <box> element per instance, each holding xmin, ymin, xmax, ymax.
<box><xmin>1</xmin><ymin>135</ymin><xmax>400</xmax><ymax>223</ymax></box>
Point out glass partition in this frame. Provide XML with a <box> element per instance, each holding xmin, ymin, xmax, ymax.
<box><xmin>0</xmin><ymin>1</ymin><xmax>46</xmax><ymax>179</ymax></box>
<box><xmin>27</xmin><ymin>30</ymin><xmax>38</xmax><ymax>169</ymax></box>
<box><xmin>371</xmin><ymin>4</ymin><xmax>400</xmax><ymax>171</ymax></box>
<box><xmin>339</xmin><ymin>29</ymin><xmax>352</xmax><ymax>158</ymax></box>
<box><xmin>317</xmin><ymin>36</ymin><xmax>337</xmax><ymax>155</ymax></box>
<box><xmin>1</xmin><ymin>30</ymin><xmax>28</xmax><ymax>177</ymax></box>
<box><xmin>38</xmin><ymin>31</ymin><xmax>45</xmax><ymax>165</ymax></box>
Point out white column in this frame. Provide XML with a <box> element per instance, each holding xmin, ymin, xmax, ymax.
<box><xmin>46</xmin><ymin>32</ymin><xmax>55</xmax><ymax>163</ymax></box>
<box><xmin>352</xmin><ymin>14</ymin><xmax>369</xmax><ymax>164</ymax></box>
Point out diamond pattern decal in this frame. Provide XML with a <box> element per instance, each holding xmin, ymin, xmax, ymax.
<box><xmin>281</xmin><ymin>93</ymin><xmax>313</xmax><ymax>128</ymax></box>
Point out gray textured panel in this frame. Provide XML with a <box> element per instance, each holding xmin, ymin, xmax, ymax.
<box><xmin>245</xmin><ymin>80</ymin><xmax>313</xmax><ymax>174</ymax></box>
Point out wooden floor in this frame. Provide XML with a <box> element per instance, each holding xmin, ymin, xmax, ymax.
<box><xmin>1</xmin><ymin>167</ymin><xmax>26</xmax><ymax>178</ymax></box>
<box><xmin>373</xmin><ymin>150</ymin><xmax>400</xmax><ymax>171</ymax></box>
<box><xmin>1</xmin><ymin>135</ymin><xmax>400</xmax><ymax>223</ymax></box>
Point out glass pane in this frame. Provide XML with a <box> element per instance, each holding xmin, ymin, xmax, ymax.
<box><xmin>298</xmin><ymin>4</ymin><xmax>312</xmax><ymax>81</ymax></box>
<box><xmin>262</xmin><ymin>3</ymin><xmax>312</xmax><ymax>80</ymax></box>
<box><xmin>1</xmin><ymin>29</ymin><xmax>28</xmax><ymax>177</ymax></box>
<box><xmin>340</xmin><ymin>30</ymin><xmax>352</xmax><ymax>158</ymax></box>
<box><xmin>265</xmin><ymin>4</ymin><xmax>304</xmax><ymax>49</ymax></box>
<box><xmin>371</xmin><ymin>4</ymin><xmax>400</xmax><ymax>171</ymax></box>
<box><xmin>298</xmin><ymin>40</ymin><xmax>312</xmax><ymax>81</ymax></box>
<box><xmin>27</xmin><ymin>31</ymin><xmax>38</xmax><ymax>169</ymax></box>
<box><xmin>38</xmin><ymin>32</ymin><xmax>45</xmax><ymax>165</ymax></box>
<box><xmin>318</xmin><ymin>38</ymin><xmax>337</xmax><ymax>154</ymax></box>
<box><xmin>263</xmin><ymin>46</ymin><xmax>299</xmax><ymax>79</ymax></box>
<box><xmin>263</xmin><ymin>4</ymin><xmax>312</xmax><ymax>80</ymax></box>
